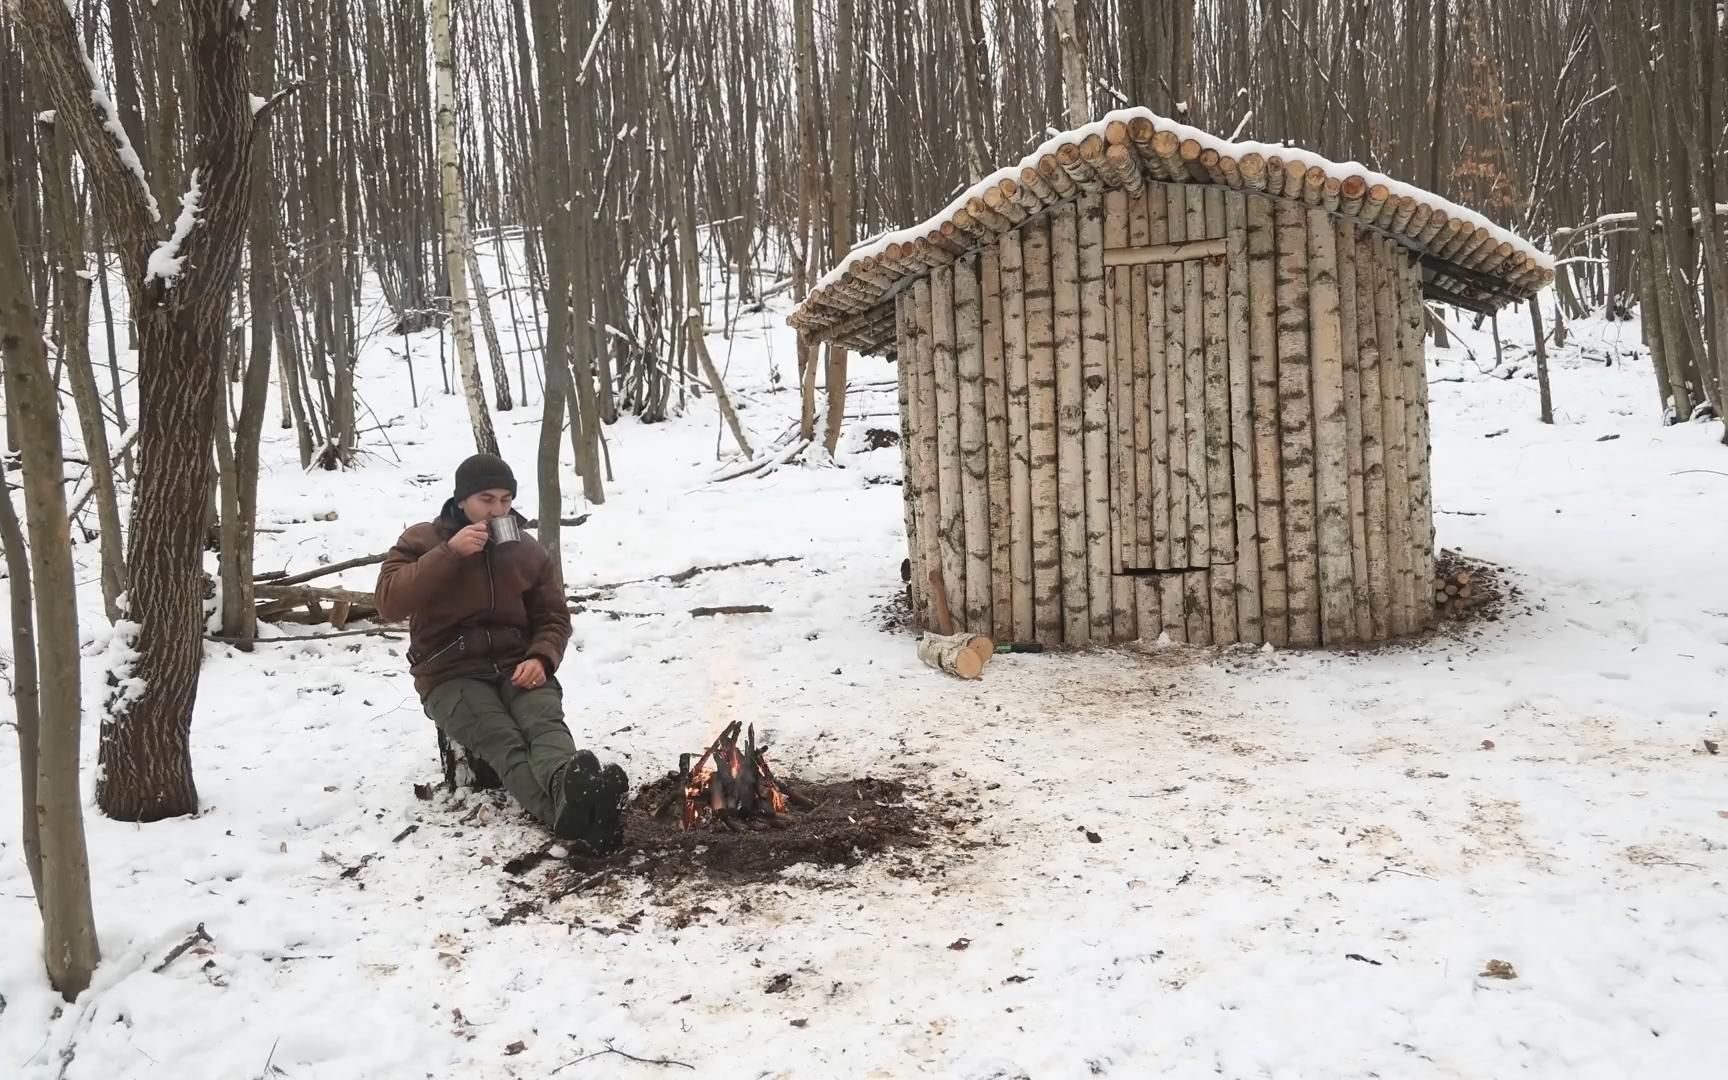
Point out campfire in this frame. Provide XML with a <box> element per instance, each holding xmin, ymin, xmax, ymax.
<box><xmin>665</xmin><ymin>721</ymin><xmax>809</xmax><ymax>830</ymax></box>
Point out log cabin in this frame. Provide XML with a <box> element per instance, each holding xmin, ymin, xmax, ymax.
<box><xmin>789</xmin><ymin>109</ymin><xmax>1552</xmax><ymax>648</ymax></box>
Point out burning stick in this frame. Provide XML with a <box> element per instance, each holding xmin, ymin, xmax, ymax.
<box><xmin>671</xmin><ymin>721</ymin><xmax>798</xmax><ymax>829</ymax></box>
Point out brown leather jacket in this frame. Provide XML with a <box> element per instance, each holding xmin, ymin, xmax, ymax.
<box><xmin>375</xmin><ymin>501</ymin><xmax>572</xmax><ymax>698</ymax></box>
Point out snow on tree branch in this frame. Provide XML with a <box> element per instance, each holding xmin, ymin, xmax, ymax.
<box><xmin>55</xmin><ymin>0</ymin><xmax>161</xmax><ymax>223</ymax></box>
<box><xmin>145</xmin><ymin>169</ymin><xmax>204</xmax><ymax>287</ymax></box>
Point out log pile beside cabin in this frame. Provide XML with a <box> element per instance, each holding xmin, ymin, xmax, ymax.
<box><xmin>793</xmin><ymin>108</ymin><xmax>1551</xmax><ymax>649</ymax></box>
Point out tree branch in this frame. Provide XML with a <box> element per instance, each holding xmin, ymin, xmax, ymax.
<box><xmin>13</xmin><ymin>0</ymin><xmax>162</xmax><ymax>286</ymax></box>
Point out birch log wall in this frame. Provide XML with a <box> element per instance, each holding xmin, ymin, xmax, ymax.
<box><xmin>792</xmin><ymin>110</ymin><xmax>1552</xmax><ymax>650</ymax></box>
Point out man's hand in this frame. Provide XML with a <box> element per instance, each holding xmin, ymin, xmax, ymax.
<box><xmin>512</xmin><ymin>657</ymin><xmax>548</xmax><ymax>690</ymax></box>
<box><xmin>447</xmin><ymin>522</ymin><xmax>489</xmax><ymax>557</ymax></box>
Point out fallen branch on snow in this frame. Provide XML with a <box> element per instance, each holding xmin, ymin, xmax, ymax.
<box><xmin>550</xmin><ymin>1043</ymin><xmax>695</xmax><ymax>1074</ymax></box>
<box><xmin>209</xmin><ymin>627</ymin><xmax>405</xmax><ymax>646</ymax></box>
<box><xmin>151</xmin><ymin>923</ymin><xmax>213</xmax><ymax>974</ymax></box>
<box><xmin>708</xmin><ymin>435</ymin><xmax>810</xmax><ymax>483</ymax></box>
<box><xmin>568</xmin><ymin>554</ymin><xmax>801</xmax><ymax>599</ymax></box>
<box><xmin>264</xmin><ymin>552</ymin><xmax>387</xmax><ymax>588</ymax></box>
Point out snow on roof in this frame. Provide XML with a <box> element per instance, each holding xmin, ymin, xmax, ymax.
<box><xmin>790</xmin><ymin>107</ymin><xmax>1553</xmax><ymax>352</ymax></box>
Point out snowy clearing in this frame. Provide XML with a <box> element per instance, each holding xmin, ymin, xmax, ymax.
<box><xmin>2</xmin><ymin>268</ymin><xmax>1726</xmax><ymax>1079</ymax></box>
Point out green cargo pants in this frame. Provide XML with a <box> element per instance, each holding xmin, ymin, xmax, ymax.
<box><xmin>425</xmin><ymin>675</ymin><xmax>576</xmax><ymax>827</ymax></box>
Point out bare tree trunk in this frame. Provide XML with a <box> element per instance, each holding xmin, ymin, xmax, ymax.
<box><xmin>1052</xmin><ymin>0</ymin><xmax>1090</xmax><ymax>127</ymax></box>
<box><xmin>39</xmin><ymin>116</ymin><xmax>126</xmax><ymax>619</ymax></box>
<box><xmin>467</xmin><ymin>240</ymin><xmax>514</xmax><ymax>411</ymax></box>
<box><xmin>216</xmin><ymin>0</ymin><xmax>280</xmax><ymax>648</ymax></box>
<box><xmin>433</xmin><ymin>0</ymin><xmax>500</xmax><ymax>455</ymax></box>
<box><xmin>19</xmin><ymin>0</ymin><xmax>269</xmax><ymax>822</ymax></box>
<box><xmin>793</xmin><ymin>0</ymin><xmax>820</xmax><ymax>442</ymax></box>
<box><xmin>1529</xmin><ymin>298</ymin><xmax>1554</xmax><ymax>424</ymax></box>
<box><xmin>823</xmin><ymin>0</ymin><xmax>856</xmax><ymax>455</ymax></box>
<box><xmin>0</xmin><ymin>454</ymin><xmax>43</xmax><ymax>906</ymax></box>
<box><xmin>0</xmin><ymin>194</ymin><xmax>101</xmax><ymax>1001</ymax></box>
<box><xmin>530</xmin><ymin>0</ymin><xmax>570</xmax><ymax>568</ymax></box>
<box><xmin>635</xmin><ymin>0</ymin><xmax>752</xmax><ymax>459</ymax></box>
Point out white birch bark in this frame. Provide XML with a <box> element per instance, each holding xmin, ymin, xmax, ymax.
<box><xmin>1248</xmin><ymin>195</ymin><xmax>1287</xmax><ymax>645</ymax></box>
<box><xmin>1276</xmin><ymin>202</ymin><xmax>1319</xmax><ymax>647</ymax></box>
<box><xmin>434</xmin><ymin>0</ymin><xmax>498</xmax><ymax>455</ymax></box>
<box><xmin>1130</xmin><ymin>191</ymin><xmax>1161</xmax><ymax>636</ymax></box>
<box><xmin>1000</xmin><ymin>231</ymin><xmax>1035</xmax><ymax>641</ymax></box>
<box><xmin>1336</xmin><ymin>220</ymin><xmax>1372</xmax><ymax>640</ymax></box>
<box><xmin>1226</xmin><ymin>192</ymin><xmax>1262</xmax><ymax>642</ymax></box>
<box><xmin>1354</xmin><ymin>232</ymin><xmax>1391</xmax><ymax>640</ymax></box>
<box><xmin>1159</xmin><ymin>186</ymin><xmax>1188</xmax><ymax>639</ymax></box>
<box><xmin>981</xmin><ymin>246</ymin><xmax>1014</xmax><ymax>643</ymax></box>
<box><xmin>912</xmin><ymin>279</ymin><xmax>945</xmax><ymax>629</ymax></box>
<box><xmin>1051</xmin><ymin>201</ymin><xmax>1090</xmax><ymax>643</ymax></box>
<box><xmin>931</xmin><ymin>265</ymin><xmax>968</xmax><ymax>618</ymax></box>
<box><xmin>1307</xmin><ymin>209</ymin><xmax>1355</xmax><ymax>644</ymax></box>
<box><xmin>1024</xmin><ymin>217</ymin><xmax>1063</xmax><ymax>643</ymax></box>
<box><xmin>1375</xmin><ymin>239</ymin><xmax>1414</xmax><ymax>635</ymax></box>
<box><xmin>1078</xmin><ymin>193</ymin><xmax>1115</xmax><ymax>640</ymax></box>
<box><xmin>1182</xmin><ymin>188</ymin><xmax>1211</xmax><ymax>643</ymax></box>
<box><xmin>1202</xmin><ymin>190</ymin><xmax>1236</xmax><ymax>644</ymax></box>
<box><xmin>1404</xmin><ymin>266</ymin><xmax>1436</xmax><ymax>629</ymax></box>
<box><xmin>896</xmin><ymin>295</ymin><xmax>923</xmax><ymax>617</ymax></box>
<box><xmin>1104</xmin><ymin>192</ymin><xmax>1137</xmax><ymax>640</ymax></box>
<box><xmin>955</xmin><ymin>254</ymin><xmax>992</xmax><ymax>633</ymax></box>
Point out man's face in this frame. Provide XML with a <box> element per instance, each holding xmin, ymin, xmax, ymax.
<box><xmin>460</xmin><ymin>488</ymin><xmax>514</xmax><ymax>523</ymax></box>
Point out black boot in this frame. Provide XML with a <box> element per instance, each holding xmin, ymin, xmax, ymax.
<box><xmin>552</xmin><ymin>751</ymin><xmax>629</xmax><ymax>854</ymax></box>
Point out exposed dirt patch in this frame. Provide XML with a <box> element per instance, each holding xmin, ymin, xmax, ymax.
<box><xmin>492</xmin><ymin>774</ymin><xmax>952</xmax><ymax>910</ymax></box>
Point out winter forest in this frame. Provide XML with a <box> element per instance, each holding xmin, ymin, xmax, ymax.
<box><xmin>2</xmin><ymin>0</ymin><xmax>1726</xmax><ymax>1076</ymax></box>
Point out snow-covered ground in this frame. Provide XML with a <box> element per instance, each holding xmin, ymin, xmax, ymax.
<box><xmin>3</xmin><ymin>250</ymin><xmax>1726</xmax><ymax>1079</ymax></box>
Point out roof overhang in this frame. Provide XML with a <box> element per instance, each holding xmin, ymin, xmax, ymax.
<box><xmin>789</xmin><ymin>107</ymin><xmax>1554</xmax><ymax>355</ymax></box>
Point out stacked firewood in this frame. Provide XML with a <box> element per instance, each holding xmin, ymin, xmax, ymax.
<box><xmin>1432</xmin><ymin>567</ymin><xmax>1480</xmax><ymax>618</ymax></box>
<box><xmin>253</xmin><ymin>552</ymin><xmax>385</xmax><ymax>627</ymax></box>
<box><xmin>1431</xmin><ymin>548</ymin><xmax>1511</xmax><ymax>622</ymax></box>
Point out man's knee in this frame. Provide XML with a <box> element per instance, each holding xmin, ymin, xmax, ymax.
<box><xmin>427</xmin><ymin>679</ymin><xmax>519</xmax><ymax>752</ymax></box>
<box><xmin>507</xmin><ymin>682</ymin><xmax>566</xmax><ymax>724</ymax></box>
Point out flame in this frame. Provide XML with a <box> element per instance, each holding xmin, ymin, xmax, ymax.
<box><xmin>680</xmin><ymin>719</ymin><xmax>791</xmax><ymax>829</ymax></box>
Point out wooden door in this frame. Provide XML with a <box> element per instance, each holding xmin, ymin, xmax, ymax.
<box><xmin>1106</xmin><ymin>251</ymin><xmax>1236</xmax><ymax>574</ymax></box>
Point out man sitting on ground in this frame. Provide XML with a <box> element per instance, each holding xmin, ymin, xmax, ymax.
<box><xmin>376</xmin><ymin>452</ymin><xmax>628</xmax><ymax>852</ymax></box>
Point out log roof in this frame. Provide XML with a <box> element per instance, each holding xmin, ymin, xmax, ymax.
<box><xmin>788</xmin><ymin>107</ymin><xmax>1554</xmax><ymax>354</ymax></box>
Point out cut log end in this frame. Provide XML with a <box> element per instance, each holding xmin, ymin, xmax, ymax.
<box><xmin>918</xmin><ymin>630</ymin><xmax>986</xmax><ymax>679</ymax></box>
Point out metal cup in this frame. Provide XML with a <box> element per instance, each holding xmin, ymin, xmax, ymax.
<box><xmin>486</xmin><ymin>515</ymin><xmax>523</xmax><ymax>546</ymax></box>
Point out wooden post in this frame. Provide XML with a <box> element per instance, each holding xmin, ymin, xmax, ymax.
<box><xmin>1247</xmin><ymin>195</ymin><xmax>1286</xmax><ymax>646</ymax></box>
<box><xmin>1374</xmin><ymin>239</ymin><xmax>1414</xmax><ymax>635</ymax></box>
<box><xmin>1079</xmin><ymin>193</ymin><xmax>1115</xmax><ymax>641</ymax></box>
<box><xmin>1161</xmin><ymin>185</ymin><xmax>1189</xmax><ymax>641</ymax></box>
<box><xmin>1203</xmin><ymin>190</ymin><xmax>1236</xmax><ymax>644</ymax></box>
<box><xmin>895</xmin><ymin>295</ymin><xmax>924</xmax><ymax>618</ymax></box>
<box><xmin>1052</xmin><ymin>201</ymin><xmax>1090</xmax><ymax>644</ymax></box>
<box><xmin>1226</xmin><ymin>192</ymin><xmax>1262</xmax><ymax>642</ymax></box>
<box><xmin>955</xmin><ymin>254</ymin><xmax>992</xmax><ymax>634</ymax></box>
<box><xmin>913</xmin><ymin>277</ymin><xmax>946</xmax><ymax>631</ymax></box>
<box><xmin>1024</xmin><ymin>216</ymin><xmax>1063</xmax><ymax>644</ymax></box>
<box><xmin>1354</xmin><ymin>233</ymin><xmax>1390</xmax><ymax>641</ymax></box>
<box><xmin>1183</xmin><ymin>188</ymin><xmax>1211</xmax><ymax>644</ymax></box>
<box><xmin>1336</xmin><ymin>221</ymin><xmax>1373</xmax><ymax>640</ymax></box>
<box><xmin>1001</xmin><ymin>230</ymin><xmax>1035</xmax><ymax>641</ymax></box>
<box><xmin>1104</xmin><ymin>192</ymin><xmax>1137</xmax><ymax>641</ymax></box>
<box><xmin>1307</xmin><ymin>209</ymin><xmax>1355</xmax><ymax>644</ymax></box>
<box><xmin>1404</xmin><ymin>268</ymin><xmax>1435</xmax><ymax>630</ymax></box>
<box><xmin>1131</xmin><ymin>190</ymin><xmax>1162</xmax><ymax>637</ymax></box>
<box><xmin>1275</xmin><ymin>202</ymin><xmax>1319</xmax><ymax>647</ymax></box>
<box><xmin>982</xmin><ymin>246</ymin><xmax>1014</xmax><ymax>643</ymax></box>
<box><xmin>931</xmin><ymin>265</ymin><xmax>967</xmax><ymax>623</ymax></box>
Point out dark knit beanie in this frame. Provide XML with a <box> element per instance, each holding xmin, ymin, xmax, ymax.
<box><xmin>453</xmin><ymin>453</ymin><xmax>517</xmax><ymax>501</ymax></box>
